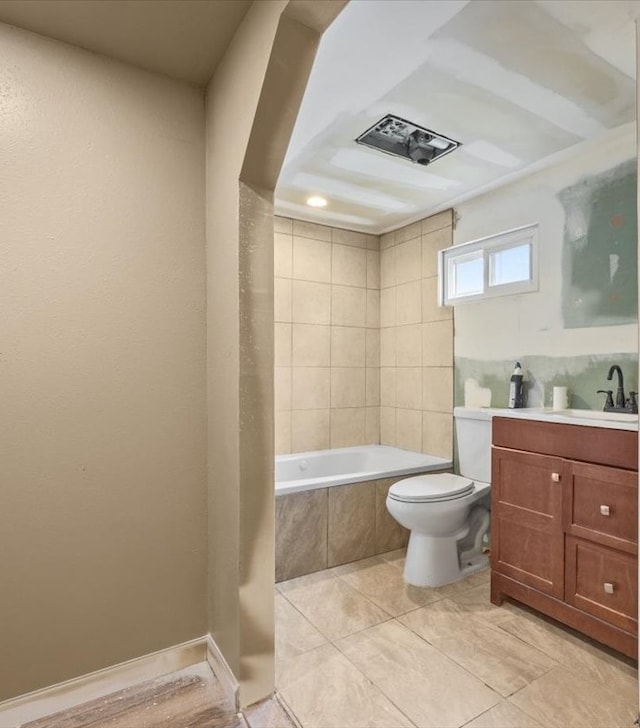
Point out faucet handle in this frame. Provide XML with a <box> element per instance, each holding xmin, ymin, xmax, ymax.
<box><xmin>597</xmin><ymin>390</ymin><xmax>614</xmax><ymax>410</ymax></box>
<box><xmin>627</xmin><ymin>391</ymin><xmax>638</xmax><ymax>414</ymax></box>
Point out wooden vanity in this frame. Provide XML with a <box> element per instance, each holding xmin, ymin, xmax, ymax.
<box><xmin>491</xmin><ymin>415</ymin><xmax>638</xmax><ymax>658</ymax></box>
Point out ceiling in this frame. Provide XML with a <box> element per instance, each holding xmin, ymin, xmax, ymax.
<box><xmin>0</xmin><ymin>0</ymin><xmax>251</xmax><ymax>86</ymax></box>
<box><xmin>0</xmin><ymin>0</ymin><xmax>636</xmax><ymax>234</ymax></box>
<box><xmin>276</xmin><ymin>0</ymin><xmax>639</xmax><ymax>233</ymax></box>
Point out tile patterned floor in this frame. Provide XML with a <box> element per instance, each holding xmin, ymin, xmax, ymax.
<box><xmin>276</xmin><ymin>550</ymin><xmax>639</xmax><ymax>728</ymax></box>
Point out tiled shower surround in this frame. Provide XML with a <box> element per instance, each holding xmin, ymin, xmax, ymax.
<box><xmin>274</xmin><ymin>217</ymin><xmax>381</xmax><ymax>454</ymax></box>
<box><xmin>274</xmin><ymin>211</ymin><xmax>454</xmax><ymax>458</ymax></box>
<box><xmin>380</xmin><ymin>210</ymin><xmax>454</xmax><ymax>456</ymax></box>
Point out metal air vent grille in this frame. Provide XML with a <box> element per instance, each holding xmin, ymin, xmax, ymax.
<box><xmin>356</xmin><ymin>114</ymin><xmax>460</xmax><ymax>167</ymax></box>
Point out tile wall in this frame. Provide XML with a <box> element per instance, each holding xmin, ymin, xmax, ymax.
<box><xmin>275</xmin><ymin>478</ymin><xmax>413</xmax><ymax>582</ymax></box>
<box><xmin>274</xmin><ymin>210</ymin><xmax>454</xmax><ymax>458</ymax></box>
<box><xmin>274</xmin><ymin>217</ymin><xmax>380</xmax><ymax>454</ymax></box>
<box><xmin>379</xmin><ymin>210</ymin><xmax>454</xmax><ymax>457</ymax></box>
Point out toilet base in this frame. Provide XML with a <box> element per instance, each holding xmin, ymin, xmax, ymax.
<box><xmin>402</xmin><ymin>504</ymin><xmax>490</xmax><ymax>588</ymax></box>
<box><xmin>403</xmin><ymin>532</ymin><xmax>459</xmax><ymax>588</ymax></box>
<box><xmin>403</xmin><ymin>534</ymin><xmax>489</xmax><ymax>588</ymax></box>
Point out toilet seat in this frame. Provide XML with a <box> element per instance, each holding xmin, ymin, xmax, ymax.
<box><xmin>388</xmin><ymin>473</ymin><xmax>474</xmax><ymax>503</ymax></box>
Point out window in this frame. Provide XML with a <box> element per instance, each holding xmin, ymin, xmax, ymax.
<box><xmin>438</xmin><ymin>223</ymin><xmax>538</xmax><ymax>305</ymax></box>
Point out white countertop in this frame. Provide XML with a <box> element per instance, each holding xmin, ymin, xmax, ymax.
<box><xmin>454</xmin><ymin>406</ymin><xmax>639</xmax><ymax>431</ymax></box>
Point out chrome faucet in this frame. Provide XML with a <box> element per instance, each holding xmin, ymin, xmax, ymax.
<box><xmin>596</xmin><ymin>365</ymin><xmax>638</xmax><ymax>414</ymax></box>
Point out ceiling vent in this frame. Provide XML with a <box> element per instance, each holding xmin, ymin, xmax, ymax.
<box><xmin>355</xmin><ymin>114</ymin><xmax>460</xmax><ymax>167</ymax></box>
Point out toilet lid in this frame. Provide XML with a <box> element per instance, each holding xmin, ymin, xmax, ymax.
<box><xmin>388</xmin><ymin>473</ymin><xmax>474</xmax><ymax>502</ymax></box>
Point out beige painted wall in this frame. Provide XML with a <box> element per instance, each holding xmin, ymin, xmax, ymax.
<box><xmin>0</xmin><ymin>0</ymin><xmax>345</xmax><ymax>707</ymax></box>
<box><xmin>380</xmin><ymin>211</ymin><xmax>454</xmax><ymax>458</ymax></box>
<box><xmin>0</xmin><ymin>23</ymin><xmax>207</xmax><ymax>700</ymax></box>
<box><xmin>205</xmin><ymin>0</ymin><xmax>345</xmax><ymax>707</ymax></box>
<box><xmin>274</xmin><ymin>216</ymin><xmax>380</xmax><ymax>453</ymax></box>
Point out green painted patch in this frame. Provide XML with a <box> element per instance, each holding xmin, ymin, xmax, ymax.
<box><xmin>455</xmin><ymin>353</ymin><xmax>639</xmax><ymax>410</ymax></box>
<box><xmin>559</xmin><ymin>159</ymin><xmax>637</xmax><ymax>328</ymax></box>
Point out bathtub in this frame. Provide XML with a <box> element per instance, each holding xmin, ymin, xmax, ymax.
<box><xmin>274</xmin><ymin>445</ymin><xmax>453</xmax><ymax>581</ymax></box>
<box><xmin>276</xmin><ymin>445</ymin><xmax>452</xmax><ymax>495</ymax></box>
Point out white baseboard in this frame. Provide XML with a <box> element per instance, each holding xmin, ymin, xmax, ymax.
<box><xmin>206</xmin><ymin>634</ymin><xmax>240</xmax><ymax>711</ymax></box>
<box><xmin>0</xmin><ymin>636</ymin><xmax>208</xmax><ymax>727</ymax></box>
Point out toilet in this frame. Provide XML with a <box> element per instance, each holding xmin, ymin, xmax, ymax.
<box><xmin>386</xmin><ymin>407</ymin><xmax>492</xmax><ymax>587</ymax></box>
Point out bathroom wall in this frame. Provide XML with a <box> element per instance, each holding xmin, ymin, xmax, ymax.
<box><xmin>206</xmin><ymin>0</ymin><xmax>345</xmax><ymax>707</ymax></box>
<box><xmin>453</xmin><ymin>123</ymin><xmax>638</xmax><ymax>410</ymax></box>
<box><xmin>0</xmin><ymin>23</ymin><xmax>207</xmax><ymax>700</ymax></box>
<box><xmin>379</xmin><ymin>210</ymin><xmax>455</xmax><ymax>458</ymax></box>
<box><xmin>274</xmin><ymin>216</ymin><xmax>380</xmax><ymax>453</ymax></box>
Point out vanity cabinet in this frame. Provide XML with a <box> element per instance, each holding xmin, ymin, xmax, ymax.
<box><xmin>491</xmin><ymin>416</ymin><xmax>638</xmax><ymax>658</ymax></box>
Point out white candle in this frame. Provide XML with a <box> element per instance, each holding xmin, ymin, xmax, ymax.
<box><xmin>552</xmin><ymin>386</ymin><xmax>568</xmax><ymax>410</ymax></box>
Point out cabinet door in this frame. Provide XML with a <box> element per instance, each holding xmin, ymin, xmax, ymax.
<box><xmin>492</xmin><ymin>447</ymin><xmax>565</xmax><ymax>598</ymax></box>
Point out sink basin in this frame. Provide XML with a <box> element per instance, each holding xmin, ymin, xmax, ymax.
<box><xmin>474</xmin><ymin>406</ymin><xmax>639</xmax><ymax>431</ymax></box>
<box><xmin>548</xmin><ymin>408</ymin><xmax>638</xmax><ymax>423</ymax></box>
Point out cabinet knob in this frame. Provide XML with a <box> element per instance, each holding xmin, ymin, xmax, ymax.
<box><xmin>599</xmin><ymin>504</ymin><xmax>611</xmax><ymax>516</ymax></box>
<box><xmin>551</xmin><ymin>472</ymin><xmax>561</xmax><ymax>482</ymax></box>
<box><xmin>603</xmin><ymin>582</ymin><xmax>615</xmax><ymax>594</ymax></box>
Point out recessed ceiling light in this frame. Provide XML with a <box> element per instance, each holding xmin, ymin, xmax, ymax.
<box><xmin>306</xmin><ymin>195</ymin><xmax>328</xmax><ymax>208</ymax></box>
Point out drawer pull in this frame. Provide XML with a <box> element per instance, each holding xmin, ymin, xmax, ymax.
<box><xmin>603</xmin><ymin>582</ymin><xmax>615</xmax><ymax>594</ymax></box>
<box><xmin>551</xmin><ymin>472</ymin><xmax>561</xmax><ymax>482</ymax></box>
<box><xmin>599</xmin><ymin>505</ymin><xmax>611</xmax><ymax>516</ymax></box>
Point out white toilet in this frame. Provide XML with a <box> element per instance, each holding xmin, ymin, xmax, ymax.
<box><xmin>386</xmin><ymin>407</ymin><xmax>492</xmax><ymax>587</ymax></box>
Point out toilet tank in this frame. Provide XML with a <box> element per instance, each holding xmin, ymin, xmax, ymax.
<box><xmin>454</xmin><ymin>406</ymin><xmax>493</xmax><ymax>482</ymax></box>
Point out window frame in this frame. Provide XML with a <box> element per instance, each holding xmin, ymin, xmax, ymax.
<box><xmin>438</xmin><ymin>223</ymin><xmax>539</xmax><ymax>306</ymax></box>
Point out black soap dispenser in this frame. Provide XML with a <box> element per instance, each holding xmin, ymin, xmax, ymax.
<box><xmin>508</xmin><ymin>362</ymin><xmax>524</xmax><ymax>409</ymax></box>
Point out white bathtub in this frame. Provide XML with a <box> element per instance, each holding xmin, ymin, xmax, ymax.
<box><xmin>275</xmin><ymin>445</ymin><xmax>452</xmax><ymax>496</ymax></box>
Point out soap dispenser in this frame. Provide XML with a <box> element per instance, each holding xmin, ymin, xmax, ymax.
<box><xmin>508</xmin><ymin>362</ymin><xmax>524</xmax><ymax>409</ymax></box>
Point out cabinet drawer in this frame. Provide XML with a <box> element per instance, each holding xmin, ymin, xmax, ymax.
<box><xmin>566</xmin><ymin>462</ymin><xmax>637</xmax><ymax>552</ymax></box>
<box><xmin>565</xmin><ymin>536</ymin><xmax>638</xmax><ymax>634</ymax></box>
<box><xmin>492</xmin><ymin>417</ymin><xmax>638</xmax><ymax>470</ymax></box>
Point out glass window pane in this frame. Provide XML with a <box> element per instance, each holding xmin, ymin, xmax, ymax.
<box><xmin>449</xmin><ymin>254</ymin><xmax>483</xmax><ymax>298</ymax></box>
<box><xmin>489</xmin><ymin>243</ymin><xmax>530</xmax><ymax>286</ymax></box>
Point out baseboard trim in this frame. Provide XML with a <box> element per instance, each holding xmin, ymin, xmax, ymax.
<box><xmin>0</xmin><ymin>636</ymin><xmax>208</xmax><ymax>727</ymax></box>
<box><xmin>206</xmin><ymin>634</ymin><xmax>240</xmax><ymax>711</ymax></box>
<box><xmin>275</xmin><ymin>690</ymin><xmax>303</xmax><ymax>728</ymax></box>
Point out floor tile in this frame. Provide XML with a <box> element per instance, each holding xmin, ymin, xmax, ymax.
<box><xmin>337</xmin><ymin>620</ymin><xmax>501</xmax><ymax>728</ymax></box>
<box><xmin>398</xmin><ymin>596</ymin><xmax>483</xmax><ymax>637</ymax></box>
<box><xmin>463</xmin><ymin>701</ymin><xmax>544</xmax><ymax>728</ymax></box>
<box><xmin>508</xmin><ymin>665</ymin><xmax>638</xmax><ymax>728</ymax></box>
<box><xmin>399</xmin><ymin>600</ymin><xmax>557</xmax><ymax>697</ymax></box>
<box><xmin>433</xmin><ymin>568</ymin><xmax>490</xmax><ymax>599</ymax></box>
<box><xmin>277</xmin><ymin>643</ymin><xmax>413</xmax><ymax>728</ymax></box>
<box><xmin>278</xmin><ymin>568</ymin><xmax>338</xmax><ymax>592</ymax></box>
<box><xmin>379</xmin><ymin>549</ymin><xmax>490</xmax><ymax>599</ymax></box>
<box><xmin>446</xmin><ymin>582</ymin><xmax>515</xmax><ymax>626</ymax></box>
<box><xmin>275</xmin><ymin>593</ymin><xmax>327</xmax><ymax>660</ymax></box>
<box><xmin>275</xmin><ymin>553</ymin><xmax>638</xmax><ymax>728</ymax></box>
<box><xmin>493</xmin><ymin>603</ymin><xmax>638</xmax><ymax>687</ymax></box>
<box><xmin>279</xmin><ymin>569</ymin><xmax>391</xmax><ymax>640</ymax></box>
<box><xmin>379</xmin><ymin>548</ymin><xmax>406</xmax><ymax>569</ymax></box>
<box><xmin>243</xmin><ymin>693</ymin><xmax>300</xmax><ymax>728</ymax></box>
<box><xmin>332</xmin><ymin>555</ymin><xmax>443</xmax><ymax>616</ymax></box>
